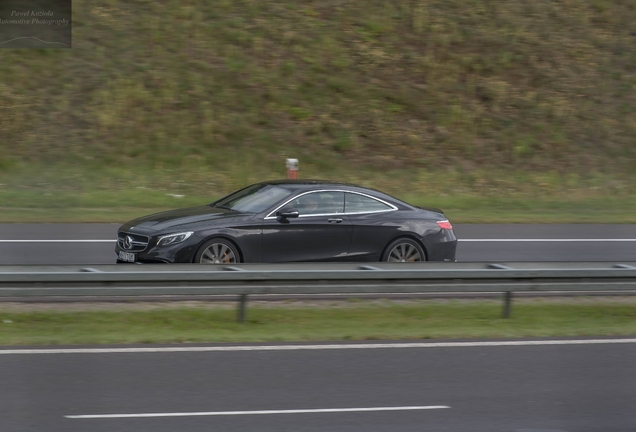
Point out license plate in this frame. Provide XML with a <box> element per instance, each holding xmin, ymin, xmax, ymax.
<box><xmin>118</xmin><ymin>251</ymin><xmax>136</xmax><ymax>262</ymax></box>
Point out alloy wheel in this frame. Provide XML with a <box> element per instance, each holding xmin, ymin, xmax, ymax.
<box><xmin>200</xmin><ymin>242</ymin><xmax>237</xmax><ymax>264</ymax></box>
<box><xmin>386</xmin><ymin>243</ymin><xmax>423</xmax><ymax>262</ymax></box>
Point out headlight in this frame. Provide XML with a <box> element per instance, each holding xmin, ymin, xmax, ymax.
<box><xmin>156</xmin><ymin>232</ymin><xmax>194</xmax><ymax>247</ymax></box>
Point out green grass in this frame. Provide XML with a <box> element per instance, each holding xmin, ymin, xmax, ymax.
<box><xmin>1</xmin><ymin>300</ymin><xmax>635</xmax><ymax>346</ymax></box>
<box><xmin>1</xmin><ymin>0</ymin><xmax>636</xmax><ymax>222</ymax></box>
<box><xmin>1</xmin><ymin>165</ymin><xmax>635</xmax><ymax>223</ymax></box>
<box><xmin>1</xmin><ymin>190</ymin><xmax>635</xmax><ymax>223</ymax></box>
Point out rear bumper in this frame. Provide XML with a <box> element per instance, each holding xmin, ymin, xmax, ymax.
<box><xmin>425</xmin><ymin>228</ymin><xmax>458</xmax><ymax>262</ymax></box>
<box><xmin>429</xmin><ymin>239</ymin><xmax>457</xmax><ymax>261</ymax></box>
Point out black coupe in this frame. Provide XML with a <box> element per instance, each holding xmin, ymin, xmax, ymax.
<box><xmin>115</xmin><ymin>180</ymin><xmax>457</xmax><ymax>264</ymax></box>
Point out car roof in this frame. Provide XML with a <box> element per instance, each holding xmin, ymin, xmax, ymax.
<box><xmin>235</xmin><ymin>179</ymin><xmax>427</xmax><ymax>213</ymax></box>
<box><xmin>257</xmin><ymin>179</ymin><xmax>360</xmax><ymax>188</ymax></box>
<box><xmin>254</xmin><ymin>179</ymin><xmax>412</xmax><ymax>207</ymax></box>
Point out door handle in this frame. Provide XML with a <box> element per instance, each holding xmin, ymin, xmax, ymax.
<box><xmin>328</xmin><ymin>218</ymin><xmax>343</xmax><ymax>223</ymax></box>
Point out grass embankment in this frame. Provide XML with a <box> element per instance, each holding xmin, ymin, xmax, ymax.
<box><xmin>2</xmin><ymin>191</ymin><xmax>635</xmax><ymax>223</ymax></box>
<box><xmin>1</xmin><ymin>0</ymin><xmax>636</xmax><ymax>222</ymax></box>
<box><xmin>1</xmin><ymin>300</ymin><xmax>635</xmax><ymax>346</ymax></box>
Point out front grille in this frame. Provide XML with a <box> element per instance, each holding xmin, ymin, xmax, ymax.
<box><xmin>117</xmin><ymin>231</ymin><xmax>149</xmax><ymax>252</ymax></box>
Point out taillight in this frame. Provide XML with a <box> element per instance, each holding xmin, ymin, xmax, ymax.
<box><xmin>437</xmin><ymin>220</ymin><xmax>453</xmax><ymax>230</ymax></box>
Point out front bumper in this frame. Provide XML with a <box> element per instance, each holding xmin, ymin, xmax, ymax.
<box><xmin>115</xmin><ymin>236</ymin><xmax>199</xmax><ymax>263</ymax></box>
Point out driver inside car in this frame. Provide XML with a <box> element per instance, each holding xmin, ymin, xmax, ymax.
<box><xmin>301</xmin><ymin>196</ymin><xmax>320</xmax><ymax>215</ymax></box>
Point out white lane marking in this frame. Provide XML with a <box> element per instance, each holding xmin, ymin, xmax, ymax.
<box><xmin>3</xmin><ymin>339</ymin><xmax>636</xmax><ymax>355</ymax></box>
<box><xmin>459</xmin><ymin>239</ymin><xmax>636</xmax><ymax>242</ymax></box>
<box><xmin>65</xmin><ymin>405</ymin><xmax>450</xmax><ymax>419</ymax></box>
<box><xmin>0</xmin><ymin>238</ymin><xmax>634</xmax><ymax>243</ymax></box>
<box><xmin>0</xmin><ymin>240</ymin><xmax>114</xmax><ymax>243</ymax></box>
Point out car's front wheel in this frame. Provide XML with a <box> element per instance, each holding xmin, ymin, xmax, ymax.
<box><xmin>195</xmin><ymin>238</ymin><xmax>241</xmax><ymax>264</ymax></box>
<box><xmin>382</xmin><ymin>238</ymin><xmax>425</xmax><ymax>262</ymax></box>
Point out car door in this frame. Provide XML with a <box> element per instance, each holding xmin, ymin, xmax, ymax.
<box><xmin>344</xmin><ymin>192</ymin><xmax>400</xmax><ymax>261</ymax></box>
<box><xmin>261</xmin><ymin>191</ymin><xmax>353</xmax><ymax>262</ymax></box>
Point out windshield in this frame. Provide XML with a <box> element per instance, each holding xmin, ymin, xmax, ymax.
<box><xmin>211</xmin><ymin>184</ymin><xmax>293</xmax><ymax>213</ymax></box>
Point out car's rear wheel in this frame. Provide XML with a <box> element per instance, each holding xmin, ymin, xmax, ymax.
<box><xmin>382</xmin><ymin>238</ymin><xmax>425</xmax><ymax>262</ymax></box>
<box><xmin>195</xmin><ymin>239</ymin><xmax>240</xmax><ymax>264</ymax></box>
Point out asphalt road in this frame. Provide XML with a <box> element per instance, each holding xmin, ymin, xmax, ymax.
<box><xmin>2</xmin><ymin>339</ymin><xmax>635</xmax><ymax>432</ymax></box>
<box><xmin>0</xmin><ymin>224</ymin><xmax>634</xmax><ymax>264</ymax></box>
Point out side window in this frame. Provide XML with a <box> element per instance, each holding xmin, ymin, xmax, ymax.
<box><xmin>295</xmin><ymin>192</ymin><xmax>344</xmax><ymax>216</ymax></box>
<box><xmin>345</xmin><ymin>193</ymin><xmax>393</xmax><ymax>213</ymax></box>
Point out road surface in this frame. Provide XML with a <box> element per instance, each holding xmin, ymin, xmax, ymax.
<box><xmin>0</xmin><ymin>224</ymin><xmax>634</xmax><ymax>264</ymax></box>
<box><xmin>2</xmin><ymin>338</ymin><xmax>635</xmax><ymax>432</ymax></box>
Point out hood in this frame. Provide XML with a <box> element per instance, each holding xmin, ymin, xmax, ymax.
<box><xmin>120</xmin><ymin>206</ymin><xmax>250</xmax><ymax>233</ymax></box>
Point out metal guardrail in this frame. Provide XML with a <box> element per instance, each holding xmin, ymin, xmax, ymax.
<box><xmin>1</xmin><ymin>262</ymin><xmax>635</xmax><ymax>320</ymax></box>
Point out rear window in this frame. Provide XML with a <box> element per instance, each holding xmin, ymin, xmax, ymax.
<box><xmin>345</xmin><ymin>193</ymin><xmax>393</xmax><ymax>213</ymax></box>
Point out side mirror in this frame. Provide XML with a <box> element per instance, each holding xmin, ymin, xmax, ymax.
<box><xmin>276</xmin><ymin>208</ymin><xmax>299</xmax><ymax>220</ymax></box>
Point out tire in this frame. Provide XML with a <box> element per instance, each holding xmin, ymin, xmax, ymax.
<box><xmin>194</xmin><ymin>238</ymin><xmax>241</xmax><ymax>264</ymax></box>
<box><xmin>381</xmin><ymin>238</ymin><xmax>426</xmax><ymax>262</ymax></box>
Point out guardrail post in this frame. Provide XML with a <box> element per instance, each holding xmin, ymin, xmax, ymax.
<box><xmin>238</xmin><ymin>294</ymin><xmax>248</xmax><ymax>323</ymax></box>
<box><xmin>502</xmin><ymin>291</ymin><xmax>512</xmax><ymax>318</ymax></box>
